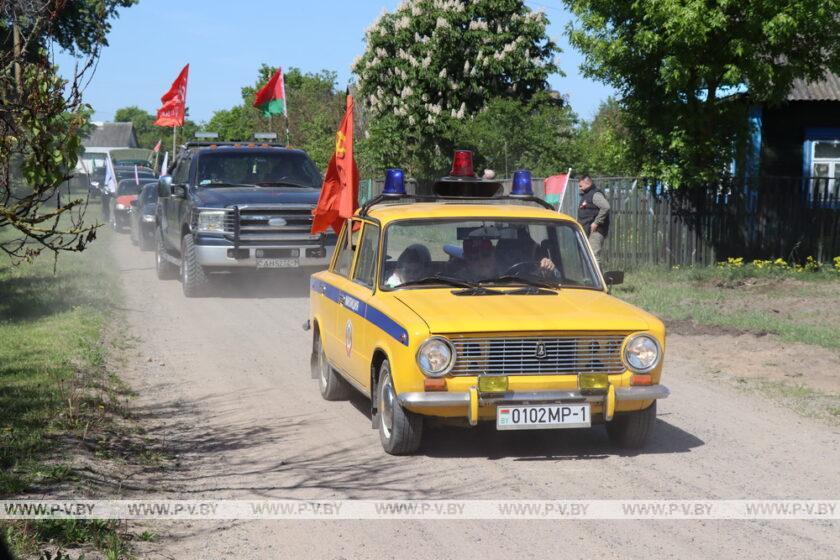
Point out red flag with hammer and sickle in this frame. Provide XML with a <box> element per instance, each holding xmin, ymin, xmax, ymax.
<box><xmin>311</xmin><ymin>94</ymin><xmax>359</xmax><ymax>234</ymax></box>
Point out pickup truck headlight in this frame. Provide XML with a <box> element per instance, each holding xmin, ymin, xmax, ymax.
<box><xmin>623</xmin><ymin>334</ymin><xmax>660</xmax><ymax>373</ymax></box>
<box><xmin>416</xmin><ymin>337</ymin><xmax>455</xmax><ymax>377</ymax></box>
<box><xmin>196</xmin><ymin>210</ymin><xmax>226</xmax><ymax>233</ymax></box>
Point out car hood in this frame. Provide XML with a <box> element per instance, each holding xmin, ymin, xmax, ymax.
<box><xmin>393</xmin><ymin>288</ymin><xmax>653</xmax><ymax>334</ymax></box>
<box><xmin>192</xmin><ymin>187</ymin><xmax>320</xmax><ymax>208</ymax></box>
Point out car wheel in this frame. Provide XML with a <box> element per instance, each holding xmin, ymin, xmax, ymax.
<box><xmin>606</xmin><ymin>401</ymin><xmax>657</xmax><ymax>449</ymax></box>
<box><xmin>155</xmin><ymin>229</ymin><xmax>178</xmax><ymax>280</ymax></box>
<box><xmin>181</xmin><ymin>233</ymin><xmax>209</xmax><ymax>297</ymax></box>
<box><xmin>377</xmin><ymin>360</ymin><xmax>423</xmax><ymax>455</ymax></box>
<box><xmin>314</xmin><ymin>334</ymin><xmax>352</xmax><ymax>401</ymax></box>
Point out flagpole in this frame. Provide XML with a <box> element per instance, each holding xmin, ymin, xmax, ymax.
<box><xmin>172</xmin><ymin>126</ymin><xmax>178</xmax><ymax>155</ymax></box>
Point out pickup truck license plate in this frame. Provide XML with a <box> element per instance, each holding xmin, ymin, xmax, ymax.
<box><xmin>496</xmin><ymin>404</ymin><xmax>591</xmax><ymax>430</ymax></box>
<box><xmin>256</xmin><ymin>258</ymin><xmax>299</xmax><ymax>269</ymax></box>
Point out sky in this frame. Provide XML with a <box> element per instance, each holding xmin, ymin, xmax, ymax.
<box><xmin>55</xmin><ymin>0</ymin><xmax>614</xmax><ymax>124</ymax></box>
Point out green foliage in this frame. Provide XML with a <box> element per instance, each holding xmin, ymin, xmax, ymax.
<box><xmin>206</xmin><ymin>65</ymin><xmax>345</xmax><ymax>170</ymax></box>
<box><xmin>113</xmin><ymin>105</ymin><xmax>199</xmax><ymax>151</ymax></box>
<box><xmin>455</xmin><ymin>92</ymin><xmax>579</xmax><ymax>177</ymax></box>
<box><xmin>573</xmin><ymin>97</ymin><xmax>638</xmax><ymax>176</ymax></box>
<box><xmin>353</xmin><ymin>0</ymin><xmax>560</xmax><ymax>177</ymax></box>
<box><xmin>563</xmin><ymin>0</ymin><xmax>840</xmax><ymax>187</ymax></box>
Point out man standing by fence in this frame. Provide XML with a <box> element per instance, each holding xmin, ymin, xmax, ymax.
<box><xmin>577</xmin><ymin>174</ymin><xmax>610</xmax><ymax>264</ymax></box>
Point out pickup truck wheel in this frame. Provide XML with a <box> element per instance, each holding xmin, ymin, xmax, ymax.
<box><xmin>606</xmin><ymin>401</ymin><xmax>656</xmax><ymax>449</ymax></box>
<box><xmin>155</xmin><ymin>230</ymin><xmax>178</xmax><ymax>280</ymax></box>
<box><xmin>181</xmin><ymin>234</ymin><xmax>209</xmax><ymax>297</ymax></box>
<box><xmin>315</xmin><ymin>335</ymin><xmax>352</xmax><ymax>401</ymax></box>
<box><xmin>377</xmin><ymin>360</ymin><xmax>422</xmax><ymax>455</ymax></box>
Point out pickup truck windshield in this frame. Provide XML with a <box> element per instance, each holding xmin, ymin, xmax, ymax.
<box><xmin>382</xmin><ymin>218</ymin><xmax>601</xmax><ymax>290</ymax></box>
<box><xmin>197</xmin><ymin>152</ymin><xmax>321</xmax><ymax>188</ymax></box>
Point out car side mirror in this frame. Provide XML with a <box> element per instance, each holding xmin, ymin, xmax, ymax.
<box><xmin>603</xmin><ymin>270</ymin><xmax>624</xmax><ymax>286</ymax></box>
<box><xmin>158</xmin><ymin>176</ymin><xmax>172</xmax><ymax>198</ymax></box>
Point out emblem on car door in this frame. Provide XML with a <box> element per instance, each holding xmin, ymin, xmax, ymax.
<box><xmin>535</xmin><ymin>342</ymin><xmax>547</xmax><ymax>359</ymax></box>
<box><xmin>268</xmin><ymin>217</ymin><xmax>287</xmax><ymax>227</ymax></box>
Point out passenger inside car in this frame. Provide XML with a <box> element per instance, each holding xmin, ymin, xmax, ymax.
<box><xmin>384</xmin><ymin>244</ymin><xmax>432</xmax><ymax>288</ymax></box>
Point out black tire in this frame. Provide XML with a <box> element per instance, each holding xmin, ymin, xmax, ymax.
<box><xmin>180</xmin><ymin>233</ymin><xmax>209</xmax><ymax>297</ymax></box>
<box><xmin>155</xmin><ymin>229</ymin><xmax>178</xmax><ymax>280</ymax></box>
<box><xmin>314</xmin><ymin>334</ymin><xmax>352</xmax><ymax>401</ymax></box>
<box><xmin>606</xmin><ymin>401</ymin><xmax>657</xmax><ymax>449</ymax></box>
<box><xmin>377</xmin><ymin>360</ymin><xmax>423</xmax><ymax>455</ymax></box>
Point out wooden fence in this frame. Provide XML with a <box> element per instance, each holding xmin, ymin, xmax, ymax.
<box><xmin>359</xmin><ymin>175</ymin><xmax>840</xmax><ymax>268</ymax></box>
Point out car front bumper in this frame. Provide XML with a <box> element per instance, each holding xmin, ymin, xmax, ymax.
<box><xmin>398</xmin><ymin>385</ymin><xmax>670</xmax><ymax>425</ymax></box>
<box><xmin>194</xmin><ymin>243</ymin><xmax>330</xmax><ymax>268</ymax></box>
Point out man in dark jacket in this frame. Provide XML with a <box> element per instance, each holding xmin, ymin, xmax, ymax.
<box><xmin>577</xmin><ymin>174</ymin><xmax>610</xmax><ymax>264</ymax></box>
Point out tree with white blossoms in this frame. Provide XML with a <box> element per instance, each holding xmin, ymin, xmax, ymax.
<box><xmin>353</xmin><ymin>0</ymin><xmax>559</xmax><ymax>177</ymax></box>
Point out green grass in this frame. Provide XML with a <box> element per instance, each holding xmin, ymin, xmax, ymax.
<box><xmin>0</xmin><ymin>216</ymin><xmax>139</xmax><ymax>558</ymax></box>
<box><xmin>614</xmin><ymin>267</ymin><xmax>840</xmax><ymax>351</ymax></box>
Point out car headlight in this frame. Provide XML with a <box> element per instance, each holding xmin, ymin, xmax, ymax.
<box><xmin>115</xmin><ymin>203</ymin><xmax>126</xmax><ymax>210</ymax></box>
<box><xmin>142</xmin><ymin>214</ymin><xmax>156</xmax><ymax>223</ymax></box>
<box><xmin>416</xmin><ymin>337</ymin><xmax>455</xmax><ymax>377</ymax></box>
<box><xmin>90</xmin><ymin>181</ymin><xmax>100</xmax><ymax>187</ymax></box>
<box><xmin>196</xmin><ymin>210</ymin><xmax>226</xmax><ymax>233</ymax></box>
<box><xmin>623</xmin><ymin>334</ymin><xmax>660</xmax><ymax>373</ymax></box>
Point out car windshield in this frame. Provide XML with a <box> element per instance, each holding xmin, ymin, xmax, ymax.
<box><xmin>140</xmin><ymin>184</ymin><xmax>158</xmax><ymax>203</ymax></box>
<box><xmin>80</xmin><ymin>152</ymin><xmax>107</xmax><ymax>173</ymax></box>
<box><xmin>381</xmin><ymin>218</ymin><xmax>601</xmax><ymax>290</ymax></box>
<box><xmin>117</xmin><ymin>181</ymin><xmax>142</xmax><ymax>195</ymax></box>
<box><xmin>196</xmin><ymin>152</ymin><xmax>321</xmax><ymax>188</ymax></box>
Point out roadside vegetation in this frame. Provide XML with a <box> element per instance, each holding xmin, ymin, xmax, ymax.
<box><xmin>615</xmin><ymin>261</ymin><xmax>840</xmax><ymax>423</ymax></box>
<box><xmin>615</xmin><ymin>260</ymin><xmax>840</xmax><ymax>351</ymax></box>
<box><xmin>0</xmin><ymin>222</ymin><xmax>137</xmax><ymax>559</ymax></box>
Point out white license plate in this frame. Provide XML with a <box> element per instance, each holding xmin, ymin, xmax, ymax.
<box><xmin>256</xmin><ymin>258</ymin><xmax>299</xmax><ymax>269</ymax></box>
<box><xmin>496</xmin><ymin>404</ymin><xmax>591</xmax><ymax>431</ymax></box>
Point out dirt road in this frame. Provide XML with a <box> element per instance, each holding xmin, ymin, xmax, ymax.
<box><xmin>109</xmin><ymin>235</ymin><xmax>839</xmax><ymax>559</ymax></box>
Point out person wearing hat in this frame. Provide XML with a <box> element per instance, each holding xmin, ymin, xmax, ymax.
<box><xmin>577</xmin><ymin>174</ymin><xmax>610</xmax><ymax>264</ymax></box>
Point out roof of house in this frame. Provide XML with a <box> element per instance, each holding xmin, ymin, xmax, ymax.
<box><xmin>82</xmin><ymin>122</ymin><xmax>138</xmax><ymax>148</ymax></box>
<box><xmin>787</xmin><ymin>71</ymin><xmax>840</xmax><ymax>101</ymax></box>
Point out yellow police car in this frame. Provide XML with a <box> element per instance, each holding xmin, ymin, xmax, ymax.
<box><xmin>308</xmin><ymin>152</ymin><xmax>669</xmax><ymax>455</ymax></box>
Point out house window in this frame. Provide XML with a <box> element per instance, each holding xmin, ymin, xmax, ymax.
<box><xmin>811</xmin><ymin>141</ymin><xmax>840</xmax><ymax>197</ymax></box>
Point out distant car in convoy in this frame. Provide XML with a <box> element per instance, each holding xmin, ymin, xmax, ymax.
<box><xmin>110</xmin><ymin>179</ymin><xmax>144</xmax><ymax>231</ymax></box>
<box><xmin>155</xmin><ymin>141</ymin><xmax>333</xmax><ymax>297</ymax></box>
<box><xmin>129</xmin><ymin>182</ymin><xmax>159</xmax><ymax>250</ymax></box>
<box><xmin>308</xmin><ymin>153</ymin><xmax>669</xmax><ymax>455</ymax></box>
<box><xmin>101</xmin><ymin>166</ymin><xmax>156</xmax><ymax>222</ymax></box>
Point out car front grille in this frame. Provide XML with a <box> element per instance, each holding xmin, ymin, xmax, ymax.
<box><xmin>448</xmin><ymin>334</ymin><xmax>627</xmax><ymax>376</ymax></box>
<box><xmin>223</xmin><ymin>204</ymin><xmax>322</xmax><ymax>245</ymax></box>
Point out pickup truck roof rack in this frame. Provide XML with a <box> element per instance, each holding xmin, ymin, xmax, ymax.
<box><xmin>359</xmin><ymin>193</ymin><xmax>555</xmax><ymax>217</ymax></box>
<box><xmin>184</xmin><ymin>141</ymin><xmax>287</xmax><ymax>149</ymax></box>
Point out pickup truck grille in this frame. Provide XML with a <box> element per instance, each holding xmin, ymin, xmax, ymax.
<box><xmin>223</xmin><ymin>204</ymin><xmax>321</xmax><ymax>245</ymax></box>
<box><xmin>449</xmin><ymin>334</ymin><xmax>627</xmax><ymax>376</ymax></box>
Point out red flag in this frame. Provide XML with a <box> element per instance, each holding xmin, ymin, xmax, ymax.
<box><xmin>154</xmin><ymin>64</ymin><xmax>189</xmax><ymax>127</ymax></box>
<box><xmin>152</xmin><ymin>139</ymin><xmax>162</xmax><ymax>153</ymax></box>
<box><xmin>311</xmin><ymin>95</ymin><xmax>359</xmax><ymax>234</ymax></box>
<box><xmin>544</xmin><ymin>169</ymin><xmax>571</xmax><ymax>208</ymax></box>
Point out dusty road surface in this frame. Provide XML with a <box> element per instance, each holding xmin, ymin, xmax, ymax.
<box><xmin>108</xmin><ymin>235</ymin><xmax>839</xmax><ymax>559</ymax></box>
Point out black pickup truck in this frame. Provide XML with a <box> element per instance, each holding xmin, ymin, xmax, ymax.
<box><xmin>154</xmin><ymin>142</ymin><xmax>332</xmax><ymax>296</ymax></box>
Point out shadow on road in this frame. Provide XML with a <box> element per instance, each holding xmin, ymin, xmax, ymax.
<box><xmin>203</xmin><ymin>271</ymin><xmax>315</xmax><ymax>299</ymax></box>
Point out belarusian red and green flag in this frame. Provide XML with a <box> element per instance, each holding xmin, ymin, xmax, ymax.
<box><xmin>253</xmin><ymin>68</ymin><xmax>287</xmax><ymax>117</ymax></box>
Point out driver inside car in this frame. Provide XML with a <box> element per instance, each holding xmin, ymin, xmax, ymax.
<box><xmin>495</xmin><ymin>236</ymin><xmax>559</xmax><ymax>278</ymax></box>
